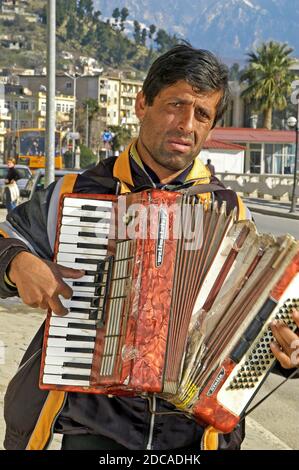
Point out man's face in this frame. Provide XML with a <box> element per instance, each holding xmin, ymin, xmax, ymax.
<box><xmin>135</xmin><ymin>80</ymin><xmax>222</xmax><ymax>172</ymax></box>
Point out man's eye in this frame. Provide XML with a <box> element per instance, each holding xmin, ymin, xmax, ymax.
<box><xmin>196</xmin><ymin>110</ymin><xmax>209</xmax><ymax>120</ymax></box>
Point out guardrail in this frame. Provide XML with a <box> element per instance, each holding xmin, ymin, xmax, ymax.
<box><xmin>216</xmin><ymin>173</ymin><xmax>299</xmax><ymax>202</ymax></box>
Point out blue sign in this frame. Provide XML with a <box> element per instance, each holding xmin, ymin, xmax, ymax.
<box><xmin>102</xmin><ymin>131</ymin><xmax>113</xmax><ymax>143</ymax></box>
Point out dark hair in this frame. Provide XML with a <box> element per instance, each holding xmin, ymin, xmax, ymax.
<box><xmin>142</xmin><ymin>44</ymin><xmax>230</xmax><ymax>127</ymax></box>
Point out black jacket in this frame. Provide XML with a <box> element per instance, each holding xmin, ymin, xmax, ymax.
<box><xmin>0</xmin><ymin>149</ymin><xmax>247</xmax><ymax>450</ymax></box>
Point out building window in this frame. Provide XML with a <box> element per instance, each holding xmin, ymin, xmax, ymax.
<box><xmin>264</xmin><ymin>144</ymin><xmax>273</xmax><ymax>174</ymax></box>
<box><xmin>284</xmin><ymin>144</ymin><xmax>295</xmax><ymax>174</ymax></box>
<box><xmin>249</xmin><ymin>143</ymin><xmax>262</xmax><ymax>174</ymax></box>
<box><xmin>273</xmin><ymin>144</ymin><xmax>283</xmax><ymax>174</ymax></box>
<box><xmin>66</xmin><ymin>82</ymin><xmax>72</xmax><ymax>89</ymax></box>
<box><xmin>20</xmin><ymin>101</ymin><xmax>29</xmax><ymax>110</ymax></box>
<box><xmin>57</xmin><ymin>104</ymin><xmax>61</xmax><ymax>112</ymax></box>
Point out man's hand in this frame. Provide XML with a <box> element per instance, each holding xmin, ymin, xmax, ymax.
<box><xmin>8</xmin><ymin>251</ymin><xmax>85</xmax><ymax>316</ymax></box>
<box><xmin>270</xmin><ymin>310</ymin><xmax>299</xmax><ymax>369</ymax></box>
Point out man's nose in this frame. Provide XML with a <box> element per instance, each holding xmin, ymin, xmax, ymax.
<box><xmin>177</xmin><ymin>108</ymin><xmax>194</xmax><ymax>134</ymax></box>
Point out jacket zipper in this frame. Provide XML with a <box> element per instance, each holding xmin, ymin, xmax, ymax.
<box><xmin>146</xmin><ymin>394</ymin><xmax>156</xmax><ymax>450</ymax></box>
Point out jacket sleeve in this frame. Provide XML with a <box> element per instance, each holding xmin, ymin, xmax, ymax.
<box><xmin>0</xmin><ymin>182</ymin><xmax>56</xmax><ymax>298</ymax></box>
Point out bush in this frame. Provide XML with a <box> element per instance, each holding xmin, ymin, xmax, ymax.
<box><xmin>79</xmin><ymin>144</ymin><xmax>97</xmax><ymax>169</ymax></box>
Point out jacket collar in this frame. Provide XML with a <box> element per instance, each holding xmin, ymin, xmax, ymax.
<box><xmin>113</xmin><ymin>140</ymin><xmax>211</xmax><ymax>192</ymax></box>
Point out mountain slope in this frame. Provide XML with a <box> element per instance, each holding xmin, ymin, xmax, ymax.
<box><xmin>94</xmin><ymin>0</ymin><xmax>299</xmax><ymax>60</ymax></box>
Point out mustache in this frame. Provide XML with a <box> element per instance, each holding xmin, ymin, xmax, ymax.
<box><xmin>165</xmin><ymin>131</ymin><xmax>195</xmax><ymax>145</ymax></box>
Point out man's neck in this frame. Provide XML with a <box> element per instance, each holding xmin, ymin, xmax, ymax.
<box><xmin>135</xmin><ymin>139</ymin><xmax>190</xmax><ymax>185</ymax></box>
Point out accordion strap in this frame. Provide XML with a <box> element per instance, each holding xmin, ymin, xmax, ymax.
<box><xmin>178</xmin><ymin>183</ymin><xmax>229</xmax><ymax>197</ymax></box>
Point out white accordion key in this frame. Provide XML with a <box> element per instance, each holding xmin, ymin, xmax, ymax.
<box><xmin>63</xmin><ymin>198</ymin><xmax>113</xmax><ymax>209</ymax></box>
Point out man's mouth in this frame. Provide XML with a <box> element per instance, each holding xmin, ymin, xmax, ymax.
<box><xmin>166</xmin><ymin>139</ymin><xmax>193</xmax><ymax>153</ymax></box>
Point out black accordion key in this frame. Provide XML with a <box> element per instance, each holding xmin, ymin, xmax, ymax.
<box><xmin>230</xmin><ymin>298</ymin><xmax>277</xmax><ymax>363</ymax></box>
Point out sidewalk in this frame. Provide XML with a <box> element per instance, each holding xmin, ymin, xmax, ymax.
<box><xmin>243</xmin><ymin>197</ymin><xmax>299</xmax><ymax>220</ymax></box>
<box><xmin>0</xmin><ymin>298</ymin><xmax>296</xmax><ymax>450</ymax></box>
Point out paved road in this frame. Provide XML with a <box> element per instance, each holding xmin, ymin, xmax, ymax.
<box><xmin>253</xmin><ymin>212</ymin><xmax>299</xmax><ymax>239</ymax></box>
<box><xmin>241</xmin><ymin>212</ymin><xmax>299</xmax><ymax>450</ymax></box>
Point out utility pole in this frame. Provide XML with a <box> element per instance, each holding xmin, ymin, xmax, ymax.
<box><xmin>86</xmin><ymin>103</ymin><xmax>89</xmax><ymax>147</ymax></box>
<box><xmin>289</xmin><ymin>101</ymin><xmax>299</xmax><ymax>212</ymax></box>
<box><xmin>45</xmin><ymin>0</ymin><xmax>56</xmax><ymax>187</ymax></box>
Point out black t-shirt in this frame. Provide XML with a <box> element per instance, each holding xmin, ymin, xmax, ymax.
<box><xmin>6</xmin><ymin>167</ymin><xmax>21</xmax><ymax>183</ymax></box>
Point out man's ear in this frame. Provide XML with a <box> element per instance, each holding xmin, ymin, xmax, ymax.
<box><xmin>135</xmin><ymin>91</ymin><xmax>147</xmax><ymax>121</ymax></box>
<box><xmin>206</xmin><ymin>130</ymin><xmax>213</xmax><ymax>141</ymax></box>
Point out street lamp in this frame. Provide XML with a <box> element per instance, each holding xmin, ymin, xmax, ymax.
<box><xmin>287</xmin><ymin>108</ymin><xmax>299</xmax><ymax>213</ymax></box>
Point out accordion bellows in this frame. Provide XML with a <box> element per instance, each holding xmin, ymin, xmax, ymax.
<box><xmin>40</xmin><ymin>190</ymin><xmax>299</xmax><ymax>433</ymax></box>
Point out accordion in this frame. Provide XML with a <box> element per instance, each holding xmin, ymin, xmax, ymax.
<box><xmin>39</xmin><ymin>189</ymin><xmax>299</xmax><ymax>433</ymax></box>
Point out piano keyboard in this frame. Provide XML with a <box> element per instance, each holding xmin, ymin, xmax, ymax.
<box><xmin>41</xmin><ymin>196</ymin><xmax>134</xmax><ymax>387</ymax></box>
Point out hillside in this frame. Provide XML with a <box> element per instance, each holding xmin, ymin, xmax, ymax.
<box><xmin>0</xmin><ymin>0</ymin><xmax>175</xmax><ymax>75</ymax></box>
<box><xmin>95</xmin><ymin>0</ymin><xmax>299</xmax><ymax>61</ymax></box>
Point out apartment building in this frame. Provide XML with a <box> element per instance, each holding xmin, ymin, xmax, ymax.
<box><xmin>4</xmin><ymin>86</ymin><xmax>75</xmax><ymax>130</ymax></box>
<box><xmin>0</xmin><ymin>82</ymin><xmax>10</xmax><ymax>157</ymax></box>
<box><xmin>19</xmin><ymin>74</ymin><xmax>143</xmax><ymax>136</ymax></box>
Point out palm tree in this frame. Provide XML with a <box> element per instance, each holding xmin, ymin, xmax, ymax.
<box><xmin>241</xmin><ymin>41</ymin><xmax>295</xmax><ymax>129</ymax></box>
<box><xmin>82</xmin><ymin>98</ymin><xmax>100</xmax><ymax>149</ymax></box>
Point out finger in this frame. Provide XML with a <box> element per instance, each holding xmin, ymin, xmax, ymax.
<box><xmin>57</xmin><ymin>280</ymin><xmax>73</xmax><ymax>300</ymax></box>
<box><xmin>40</xmin><ymin>300</ymin><xmax>50</xmax><ymax>310</ymax></box>
<box><xmin>55</xmin><ymin>264</ymin><xmax>85</xmax><ymax>279</ymax></box>
<box><xmin>48</xmin><ymin>295</ymin><xmax>69</xmax><ymax>316</ymax></box>
<box><xmin>271</xmin><ymin>320</ymin><xmax>296</xmax><ymax>354</ymax></box>
<box><xmin>27</xmin><ymin>302</ymin><xmax>40</xmax><ymax>309</ymax></box>
<box><xmin>270</xmin><ymin>341</ymin><xmax>293</xmax><ymax>369</ymax></box>
<box><xmin>292</xmin><ymin>309</ymin><xmax>299</xmax><ymax>328</ymax></box>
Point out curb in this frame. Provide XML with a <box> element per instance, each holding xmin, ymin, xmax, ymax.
<box><xmin>246</xmin><ymin>205</ymin><xmax>299</xmax><ymax>220</ymax></box>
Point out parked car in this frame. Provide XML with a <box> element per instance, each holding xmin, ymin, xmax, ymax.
<box><xmin>19</xmin><ymin>168</ymin><xmax>83</xmax><ymax>203</ymax></box>
<box><xmin>0</xmin><ymin>164</ymin><xmax>32</xmax><ymax>206</ymax></box>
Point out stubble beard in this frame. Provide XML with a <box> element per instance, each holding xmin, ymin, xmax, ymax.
<box><xmin>142</xmin><ymin>138</ymin><xmax>198</xmax><ymax>172</ymax></box>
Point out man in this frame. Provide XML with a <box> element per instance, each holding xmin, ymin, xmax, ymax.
<box><xmin>0</xmin><ymin>44</ymin><xmax>298</xmax><ymax>451</ymax></box>
<box><xmin>205</xmin><ymin>158</ymin><xmax>215</xmax><ymax>176</ymax></box>
<box><xmin>4</xmin><ymin>158</ymin><xmax>20</xmax><ymax>212</ymax></box>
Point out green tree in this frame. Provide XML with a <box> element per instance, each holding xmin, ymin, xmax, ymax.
<box><xmin>120</xmin><ymin>7</ymin><xmax>129</xmax><ymax>31</ymax></box>
<box><xmin>66</xmin><ymin>14</ymin><xmax>77</xmax><ymax>39</ymax></box>
<box><xmin>241</xmin><ymin>41</ymin><xmax>295</xmax><ymax>129</ymax></box>
<box><xmin>149</xmin><ymin>24</ymin><xmax>156</xmax><ymax>40</ymax></box>
<box><xmin>155</xmin><ymin>28</ymin><xmax>178</xmax><ymax>53</ymax></box>
<box><xmin>93</xmin><ymin>10</ymin><xmax>101</xmax><ymax>22</ymax></box>
<box><xmin>112</xmin><ymin>7</ymin><xmax>120</xmax><ymax>28</ymax></box>
<box><xmin>133</xmin><ymin>20</ymin><xmax>141</xmax><ymax>45</ymax></box>
<box><xmin>79</xmin><ymin>144</ymin><xmax>97</xmax><ymax>168</ymax></box>
<box><xmin>83</xmin><ymin>98</ymin><xmax>100</xmax><ymax>147</ymax></box>
<box><xmin>110</xmin><ymin>125</ymin><xmax>132</xmax><ymax>152</ymax></box>
<box><xmin>77</xmin><ymin>0</ymin><xmax>93</xmax><ymax>18</ymax></box>
<box><xmin>57</xmin><ymin>0</ymin><xmax>76</xmax><ymax>25</ymax></box>
<box><xmin>141</xmin><ymin>28</ymin><xmax>147</xmax><ymax>47</ymax></box>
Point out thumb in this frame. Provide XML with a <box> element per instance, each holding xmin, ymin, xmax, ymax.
<box><xmin>56</xmin><ymin>263</ymin><xmax>85</xmax><ymax>279</ymax></box>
